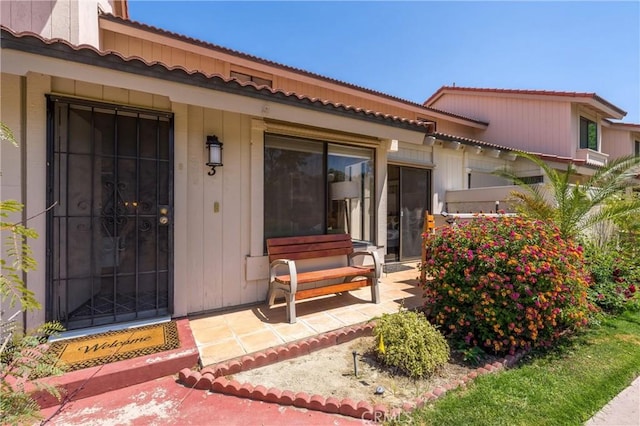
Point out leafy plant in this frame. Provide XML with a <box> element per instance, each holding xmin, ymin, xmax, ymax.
<box><xmin>1</xmin><ymin>200</ymin><xmax>40</xmax><ymax>312</ymax></box>
<box><xmin>583</xmin><ymin>241</ymin><xmax>639</xmax><ymax>314</ymax></box>
<box><xmin>461</xmin><ymin>346</ymin><xmax>486</xmax><ymax>366</ymax></box>
<box><xmin>1</xmin><ymin>123</ymin><xmax>66</xmax><ymax>424</ymax></box>
<box><xmin>0</xmin><ymin>122</ymin><xmax>17</xmax><ymax>147</ymax></box>
<box><xmin>1</xmin><ymin>322</ymin><xmax>66</xmax><ymax>426</ymax></box>
<box><xmin>373</xmin><ymin>309</ymin><xmax>450</xmax><ymax>378</ymax></box>
<box><xmin>420</xmin><ymin>216</ymin><xmax>592</xmax><ymax>355</ymax></box>
<box><xmin>494</xmin><ymin>152</ymin><xmax>640</xmax><ymax>240</ymax></box>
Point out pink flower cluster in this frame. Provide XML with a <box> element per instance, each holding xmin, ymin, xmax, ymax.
<box><xmin>420</xmin><ymin>216</ymin><xmax>592</xmax><ymax>355</ymax></box>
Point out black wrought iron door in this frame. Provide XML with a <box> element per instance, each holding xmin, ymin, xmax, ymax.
<box><xmin>47</xmin><ymin>97</ymin><xmax>173</xmax><ymax>330</ymax></box>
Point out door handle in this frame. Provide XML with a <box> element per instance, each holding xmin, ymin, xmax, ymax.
<box><xmin>159</xmin><ymin>206</ymin><xmax>171</xmax><ymax>226</ymax></box>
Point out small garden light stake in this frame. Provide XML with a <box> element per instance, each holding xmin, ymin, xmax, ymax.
<box><xmin>352</xmin><ymin>351</ymin><xmax>358</xmax><ymax>377</ymax></box>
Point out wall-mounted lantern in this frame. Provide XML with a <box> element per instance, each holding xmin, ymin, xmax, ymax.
<box><xmin>206</xmin><ymin>135</ymin><xmax>223</xmax><ymax>175</ymax></box>
<box><xmin>503</xmin><ymin>152</ymin><xmax>518</xmax><ymax>161</ymax></box>
<box><xmin>423</xmin><ymin>135</ymin><xmax>436</xmax><ymax>146</ymax></box>
<box><xmin>447</xmin><ymin>140</ymin><xmax>462</xmax><ymax>150</ymax></box>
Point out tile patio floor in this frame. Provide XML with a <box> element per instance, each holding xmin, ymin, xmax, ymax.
<box><xmin>189</xmin><ymin>263</ymin><xmax>424</xmax><ymax>367</ymax></box>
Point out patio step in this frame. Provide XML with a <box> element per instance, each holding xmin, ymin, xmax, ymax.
<box><xmin>31</xmin><ymin>318</ymin><xmax>199</xmax><ymax>408</ymax></box>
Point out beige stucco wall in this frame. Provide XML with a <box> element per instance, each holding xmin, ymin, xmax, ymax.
<box><xmin>0</xmin><ymin>73</ymin><xmax>25</xmax><ymax>326</ymax></box>
<box><xmin>0</xmin><ymin>0</ymin><xmax>115</xmax><ymax>47</ymax></box>
<box><xmin>1</xmin><ymin>73</ymin><xmax>22</xmax><ymax>204</ymax></box>
<box><xmin>0</xmin><ymin>71</ymin><xmax>50</xmax><ymax>328</ymax></box>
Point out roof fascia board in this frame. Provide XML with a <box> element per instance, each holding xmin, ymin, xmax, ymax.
<box><xmin>98</xmin><ymin>16</ymin><xmax>487</xmax><ymax>130</ymax></box>
<box><xmin>432</xmin><ymin>89</ymin><xmax>625</xmax><ymax>119</ymax></box>
<box><xmin>1</xmin><ymin>32</ymin><xmax>435</xmax><ymax>134</ymax></box>
<box><xmin>424</xmin><ymin>91</ymin><xmax>444</xmax><ymax>106</ymax></box>
<box><xmin>418</xmin><ymin>109</ymin><xmax>486</xmax><ymax>129</ymax></box>
<box><xmin>603</xmin><ymin>119</ymin><xmax>640</xmax><ymax>130</ymax></box>
<box><xmin>113</xmin><ymin>0</ymin><xmax>129</xmax><ymax>19</ymax></box>
<box><xmin>99</xmin><ymin>18</ymin><xmax>275</xmax><ymax>77</ymax></box>
<box><xmin>1</xmin><ymin>48</ymin><xmax>426</xmax><ymax>144</ymax></box>
<box><xmin>584</xmin><ymin>98</ymin><xmax>625</xmax><ymax>120</ymax></box>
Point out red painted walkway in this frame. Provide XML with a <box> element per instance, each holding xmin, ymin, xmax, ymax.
<box><xmin>40</xmin><ymin>375</ymin><xmax>369</xmax><ymax>425</ymax></box>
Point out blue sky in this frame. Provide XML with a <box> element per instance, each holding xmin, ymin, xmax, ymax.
<box><xmin>127</xmin><ymin>1</ymin><xmax>640</xmax><ymax>123</ymax></box>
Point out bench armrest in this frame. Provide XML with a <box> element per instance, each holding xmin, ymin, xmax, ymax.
<box><xmin>269</xmin><ymin>259</ymin><xmax>298</xmax><ymax>294</ymax></box>
<box><xmin>349</xmin><ymin>250</ymin><xmax>381</xmax><ymax>279</ymax></box>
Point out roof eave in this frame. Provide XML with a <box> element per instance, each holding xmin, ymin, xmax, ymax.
<box><xmin>97</xmin><ymin>14</ymin><xmax>488</xmax><ymax>129</ymax></box>
<box><xmin>425</xmin><ymin>86</ymin><xmax>627</xmax><ymax>119</ymax></box>
<box><xmin>0</xmin><ymin>27</ymin><xmax>435</xmax><ymax>135</ymax></box>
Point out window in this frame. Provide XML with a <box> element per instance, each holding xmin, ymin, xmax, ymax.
<box><xmin>230</xmin><ymin>71</ymin><xmax>272</xmax><ymax>87</ymax></box>
<box><xmin>635</xmin><ymin>140</ymin><xmax>640</xmax><ymax>157</ymax></box>
<box><xmin>580</xmin><ymin>117</ymin><xmax>598</xmax><ymax>150</ymax></box>
<box><xmin>519</xmin><ymin>175</ymin><xmax>544</xmax><ymax>185</ymax></box>
<box><xmin>264</xmin><ymin>134</ymin><xmax>374</xmax><ymax>243</ymax></box>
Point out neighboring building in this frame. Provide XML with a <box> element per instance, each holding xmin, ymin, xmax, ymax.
<box><xmin>2</xmin><ymin>1</ymin><xmax>636</xmax><ymax>334</ymax></box>
<box><xmin>424</xmin><ymin>86</ymin><xmax>640</xmax><ymax>206</ymax></box>
<box><xmin>601</xmin><ymin>121</ymin><xmax>640</xmax><ymax>160</ymax></box>
<box><xmin>425</xmin><ymin>86</ymin><xmax>638</xmax><ymax>167</ymax></box>
<box><xmin>0</xmin><ymin>0</ymin><xmax>128</xmax><ymax>46</ymax></box>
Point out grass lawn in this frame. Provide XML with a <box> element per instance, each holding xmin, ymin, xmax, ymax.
<box><xmin>400</xmin><ymin>310</ymin><xmax>640</xmax><ymax>426</ymax></box>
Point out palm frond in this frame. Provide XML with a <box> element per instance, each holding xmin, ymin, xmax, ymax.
<box><xmin>494</xmin><ymin>152</ymin><xmax>640</xmax><ymax>239</ymax></box>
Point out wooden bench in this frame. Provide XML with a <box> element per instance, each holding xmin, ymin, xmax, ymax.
<box><xmin>266</xmin><ymin>234</ymin><xmax>381</xmax><ymax>323</ymax></box>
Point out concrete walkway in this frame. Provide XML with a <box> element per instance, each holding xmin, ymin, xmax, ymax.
<box><xmin>36</xmin><ymin>265</ymin><xmax>640</xmax><ymax>425</ymax></box>
<box><xmin>39</xmin><ymin>375</ymin><xmax>368</xmax><ymax>425</ymax></box>
<box><xmin>39</xmin><ymin>371</ymin><xmax>640</xmax><ymax>426</ymax></box>
<box><xmin>586</xmin><ymin>376</ymin><xmax>640</xmax><ymax>426</ymax></box>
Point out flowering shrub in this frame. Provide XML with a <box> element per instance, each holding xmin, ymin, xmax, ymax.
<box><xmin>583</xmin><ymin>242</ymin><xmax>639</xmax><ymax>314</ymax></box>
<box><xmin>420</xmin><ymin>216</ymin><xmax>592</xmax><ymax>355</ymax></box>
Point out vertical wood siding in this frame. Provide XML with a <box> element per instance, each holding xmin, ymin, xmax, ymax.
<box><xmin>388</xmin><ymin>142</ymin><xmax>433</xmax><ymax>165</ymax></box>
<box><xmin>0</xmin><ymin>73</ymin><xmax>23</xmax><ymax>203</ymax></box>
<box><xmin>602</xmin><ymin>127</ymin><xmax>635</xmax><ymax>159</ymax></box>
<box><xmin>100</xmin><ymin>31</ymin><xmax>446</xmax><ymax>124</ymax></box>
<box><xmin>432</xmin><ymin>95</ymin><xmax>573</xmax><ymax>157</ymax></box>
<box><xmin>431</xmin><ymin>147</ymin><xmax>465</xmax><ymax>213</ymax></box>
<box><xmin>47</xmin><ymin>77</ymin><xmax>260</xmax><ymax>315</ymax></box>
<box><xmin>0</xmin><ymin>1</ymin><xmax>114</xmax><ymax>46</ymax></box>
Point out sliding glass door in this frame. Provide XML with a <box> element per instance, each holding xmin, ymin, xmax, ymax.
<box><xmin>386</xmin><ymin>165</ymin><xmax>431</xmax><ymax>262</ymax></box>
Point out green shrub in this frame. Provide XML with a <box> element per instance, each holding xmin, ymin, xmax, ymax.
<box><xmin>420</xmin><ymin>216</ymin><xmax>592</xmax><ymax>356</ymax></box>
<box><xmin>583</xmin><ymin>242</ymin><xmax>639</xmax><ymax>314</ymax></box>
<box><xmin>373</xmin><ymin>309</ymin><xmax>449</xmax><ymax>378</ymax></box>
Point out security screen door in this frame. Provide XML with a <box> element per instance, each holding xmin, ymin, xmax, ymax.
<box><xmin>47</xmin><ymin>97</ymin><xmax>173</xmax><ymax>330</ymax></box>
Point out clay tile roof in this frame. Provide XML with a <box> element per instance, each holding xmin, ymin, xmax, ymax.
<box><xmin>604</xmin><ymin>120</ymin><xmax>640</xmax><ymax>130</ymax></box>
<box><xmin>424</xmin><ymin>86</ymin><xmax>627</xmax><ymax>117</ymax></box>
<box><xmin>430</xmin><ymin>132</ymin><xmax>515</xmax><ymax>152</ymax></box>
<box><xmin>97</xmin><ymin>13</ymin><xmax>488</xmax><ymax>127</ymax></box>
<box><xmin>430</xmin><ymin>132</ymin><xmax>588</xmax><ymax>165</ymax></box>
<box><xmin>1</xmin><ymin>26</ymin><xmax>438</xmax><ymax>133</ymax></box>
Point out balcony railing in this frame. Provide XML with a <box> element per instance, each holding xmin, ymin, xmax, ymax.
<box><xmin>576</xmin><ymin>149</ymin><xmax>609</xmax><ymax>166</ymax></box>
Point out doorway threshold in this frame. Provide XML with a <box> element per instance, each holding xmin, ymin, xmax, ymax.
<box><xmin>382</xmin><ymin>262</ymin><xmax>419</xmax><ymax>274</ymax></box>
<box><xmin>48</xmin><ymin>316</ymin><xmax>172</xmax><ymax>343</ymax></box>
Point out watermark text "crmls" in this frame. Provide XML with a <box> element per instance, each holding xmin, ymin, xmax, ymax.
<box><xmin>361</xmin><ymin>410</ymin><xmax>413</xmax><ymax>424</ymax></box>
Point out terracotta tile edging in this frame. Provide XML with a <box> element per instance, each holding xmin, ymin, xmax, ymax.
<box><xmin>178</xmin><ymin>322</ymin><xmax>527</xmax><ymax>421</ymax></box>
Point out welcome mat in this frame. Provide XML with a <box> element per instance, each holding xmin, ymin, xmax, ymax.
<box><xmin>48</xmin><ymin>321</ymin><xmax>180</xmax><ymax>372</ymax></box>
